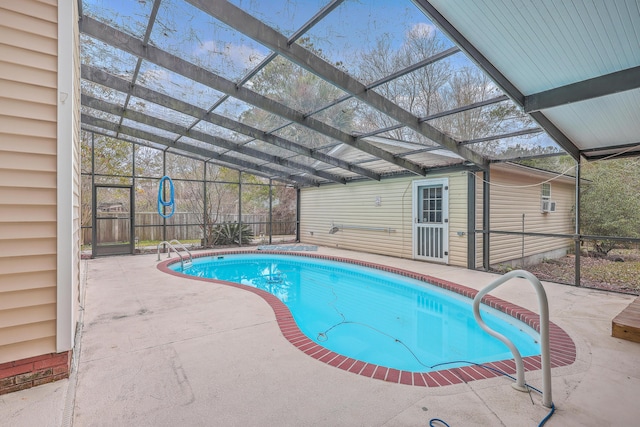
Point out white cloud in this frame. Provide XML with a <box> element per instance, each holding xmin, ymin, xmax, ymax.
<box><xmin>407</xmin><ymin>22</ymin><xmax>436</xmax><ymax>39</ymax></box>
<box><xmin>194</xmin><ymin>40</ymin><xmax>218</xmax><ymax>56</ymax></box>
<box><xmin>138</xmin><ymin>67</ymin><xmax>171</xmax><ymax>86</ymax></box>
<box><xmin>194</xmin><ymin>40</ymin><xmax>267</xmax><ymax>71</ymax></box>
<box><xmin>229</xmin><ymin>43</ymin><xmax>267</xmax><ymax>68</ymax></box>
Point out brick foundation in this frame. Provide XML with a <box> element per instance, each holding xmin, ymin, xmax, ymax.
<box><xmin>0</xmin><ymin>351</ymin><xmax>71</xmax><ymax>395</ymax></box>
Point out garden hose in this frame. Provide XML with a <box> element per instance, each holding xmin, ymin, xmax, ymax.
<box><xmin>157</xmin><ymin>176</ymin><xmax>175</xmax><ymax>218</ymax></box>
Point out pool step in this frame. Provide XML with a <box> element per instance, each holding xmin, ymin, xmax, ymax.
<box><xmin>612</xmin><ymin>297</ymin><xmax>640</xmax><ymax>344</ymax></box>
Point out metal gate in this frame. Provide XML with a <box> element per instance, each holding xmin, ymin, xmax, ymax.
<box><xmin>413</xmin><ymin>178</ymin><xmax>449</xmax><ymax>263</ymax></box>
<box><xmin>92</xmin><ymin>184</ymin><xmax>134</xmax><ymax>257</ymax></box>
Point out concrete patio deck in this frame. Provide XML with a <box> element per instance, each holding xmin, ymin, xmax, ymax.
<box><xmin>2</xmin><ymin>246</ymin><xmax>640</xmax><ymax>426</ymax></box>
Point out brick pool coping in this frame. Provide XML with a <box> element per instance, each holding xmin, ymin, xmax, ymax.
<box><xmin>158</xmin><ymin>250</ymin><xmax>576</xmax><ymax>387</ymax></box>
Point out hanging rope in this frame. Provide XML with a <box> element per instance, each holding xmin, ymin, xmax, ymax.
<box><xmin>157</xmin><ymin>176</ymin><xmax>175</xmax><ymax>218</ymax></box>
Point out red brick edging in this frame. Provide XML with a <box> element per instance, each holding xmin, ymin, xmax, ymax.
<box><xmin>158</xmin><ymin>250</ymin><xmax>576</xmax><ymax>387</ymax></box>
<box><xmin>0</xmin><ymin>351</ymin><xmax>71</xmax><ymax>395</ymax></box>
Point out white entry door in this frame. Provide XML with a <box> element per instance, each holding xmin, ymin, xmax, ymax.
<box><xmin>413</xmin><ymin>178</ymin><xmax>449</xmax><ymax>263</ymax></box>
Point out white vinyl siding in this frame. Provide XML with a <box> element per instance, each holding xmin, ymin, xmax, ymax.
<box><xmin>300</xmin><ymin>172</ymin><xmax>469</xmax><ymax>267</ymax></box>
<box><xmin>0</xmin><ymin>0</ymin><xmax>79</xmax><ymax>363</ymax></box>
<box><xmin>448</xmin><ymin>174</ymin><xmax>468</xmax><ymax>267</ymax></box>
<box><xmin>475</xmin><ymin>164</ymin><xmax>575</xmax><ymax>267</ymax></box>
<box><xmin>57</xmin><ymin>0</ymin><xmax>81</xmax><ymax>352</ymax></box>
<box><xmin>71</xmin><ymin>0</ymin><xmax>82</xmax><ymax>349</ymax></box>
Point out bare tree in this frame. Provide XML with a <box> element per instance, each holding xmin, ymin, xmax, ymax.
<box><xmin>356</xmin><ymin>30</ymin><xmax>451</xmax><ymax>137</ymax></box>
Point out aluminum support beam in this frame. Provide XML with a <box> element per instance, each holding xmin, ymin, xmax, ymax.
<box><xmin>179</xmin><ymin>0</ymin><xmax>345</xmax><ymax>151</ymax></box>
<box><xmin>310</xmin><ymin>47</ymin><xmax>460</xmax><ymax>118</ymax></box>
<box><xmin>467</xmin><ymin>171</ymin><xmax>476</xmax><ymax>269</ymax></box>
<box><xmin>528</xmin><ymin>111</ymin><xmax>581</xmax><ymax>159</ymax></box>
<box><xmin>460</xmin><ymin>128</ymin><xmax>543</xmax><ymax>145</ymax></box>
<box><xmin>116</xmin><ymin>0</ymin><xmax>162</xmax><ymax>136</ymax></box>
<box><xmin>186</xmin><ymin>0</ymin><xmax>488</xmax><ymax>169</ymax></box>
<box><xmin>525</xmin><ymin>65</ymin><xmax>640</xmax><ymax>113</ymax></box>
<box><xmin>80</xmin><ymin>16</ymin><xmax>425</xmax><ymax>176</ymax></box>
<box><xmin>81</xmin><ymin>65</ymin><xmax>379</xmax><ymax>181</ymax></box>
<box><xmin>355</xmin><ymin>94</ymin><xmax>509</xmax><ymax>142</ymax></box>
<box><xmin>422</xmin><ymin>95</ymin><xmax>509</xmax><ymax>121</ymax></box>
<box><xmin>483</xmin><ymin>168</ymin><xmax>490</xmax><ymax>270</ymax></box>
<box><xmin>81</xmin><ymin>114</ymin><xmax>319</xmax><ymax>187</ymax></box>
<box><xmin>574</xmin><ymin>159</ymin><xmax>581</xmax><ymax>287</ymax></box>
<box><xmin>290</xmin><ymin>0</ymin><xmax>345</xmax><ymax>42</ymax></box>
<box><xmin>579</xmin><ymin>141</ymin><xmax>640</xmax><ymax>161</ymax></box>
<box><xmin>412</xmin><ymin>0</ymin><xmax>581</xmax><ymax>161</ymax></box>
<box><xmin>82</xmin><ymin>94</ymin><xmax>345</xmax><ymax>184</ymax></box>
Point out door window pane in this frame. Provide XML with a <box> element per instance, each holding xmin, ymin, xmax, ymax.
<box><xmin>420</xmin><ymin>185</ymin><xmax>443</xmax><ymax>224</ymax></box>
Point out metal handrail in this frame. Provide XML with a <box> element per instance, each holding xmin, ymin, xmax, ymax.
<box><xmin>472</xmin><ymin>269</ymin><xmax>553</xmax><ymax>408</ymax></box>
<box><xmin>156</xmin><ymin>240</ymin><xmax>193</xmax><ymax>270</ymax></box>
<box><xmin>329</xmin><ymin>223</ymin><xmax>396</xmax><ymax>234</ymax></box>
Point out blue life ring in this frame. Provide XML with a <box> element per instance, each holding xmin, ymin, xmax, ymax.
<box><xmin>158</xmin><ymin>176</ymin><xmax>175</xmax><ymax>218</ymax></box>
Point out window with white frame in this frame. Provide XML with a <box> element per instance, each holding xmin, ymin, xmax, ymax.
<box><xmin>541</xmin><ymin>183</ymin><xmax>555</xmax><ymax>212</ymax></box>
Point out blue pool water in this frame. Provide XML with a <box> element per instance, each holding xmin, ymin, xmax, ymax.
<box><xmin>171</xmin><ymin>254</ymin><xmax>540</xmax><ymax>372</ymax></box>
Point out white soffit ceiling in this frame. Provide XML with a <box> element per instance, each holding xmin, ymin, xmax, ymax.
<box><xmin>545</xmin><ymin>89</ymin><xmax>640</xmax><ymax>150</ymax></box>
<box><xmin>424</xmin><ymin>0</ymin><xmax>640</xmax><ymax>158</ymax></box>
<box><xmin>426</xmin><ymin>0</ymin><xmax>639</xmax><ymax>94</ymax></box>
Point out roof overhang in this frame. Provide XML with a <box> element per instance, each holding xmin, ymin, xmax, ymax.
<box><xmin>79</xmin><ymin>0</ymin><xmax>639</xmax><ymax>187</ymax></box>
<box><xmin>414</xmin><ymin>0</ymin><xmax>640</xmax><ymax>162</ymax></box>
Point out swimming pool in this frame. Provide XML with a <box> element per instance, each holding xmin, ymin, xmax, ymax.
<box><xmin>165</xmin><ymin>253</ymin><xmax>543</xmax><ymax>373</ymax></box>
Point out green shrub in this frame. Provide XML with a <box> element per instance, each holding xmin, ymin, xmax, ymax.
<box><xmin>210</xmin><ymin>222</ymin><xmax>254</xmax><ymax>246</ymax></box>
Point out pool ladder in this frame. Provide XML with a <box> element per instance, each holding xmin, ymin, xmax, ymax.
<box><xmin>472</xmin><ymin>270</ymin><xmax>553</xmax><ymax>408</ymax></box>
<box><xmin>157</xmin><ymin>239</ymin><xmax>193</xmax><ymax>270</ymax></box>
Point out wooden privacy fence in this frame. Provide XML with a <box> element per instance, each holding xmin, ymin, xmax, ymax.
<box><xmin>84</xmin><ymin>212</ymin><xmax>296</xmax><ymax>244</ymax></box>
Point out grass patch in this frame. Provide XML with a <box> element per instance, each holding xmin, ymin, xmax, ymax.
<box><xmin>584</xmin><ymin>259</ymin><xmax>640</xmax><ymax>289</ymax></box>
<box><xmin>494</xmin><ymin>249</ymin><xmax>640</xmax><ymax>295</ymax></box>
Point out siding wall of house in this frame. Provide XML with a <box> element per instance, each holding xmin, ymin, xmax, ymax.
<box><xmin>475</xmin><ymin>164</ymin><xmax>575</xmax><ymax>267</ymax></box>
<box><xmin>447</xmin><ymin>172</ymin><xmax>470</xmax><ymax>267</ymax></box>
<box><xmin>0</xmin><ymin>0</ymin><xmax>60</xmax><ymax>364</ymax></box>
<box><xmin>72</xmin><ymin>0</ymin><xmax>82</xmax><ymax>334</ymax></box>
<box><xmin>299</xmin><ymin>172</ymin><xmax>470</xmax><ymax>267</ymax></box>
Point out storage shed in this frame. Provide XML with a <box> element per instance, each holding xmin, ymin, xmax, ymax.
<box><xmin>301</xmin><ymin>162</ymin><xmax>575</xmax><ymax>268</ymax></box>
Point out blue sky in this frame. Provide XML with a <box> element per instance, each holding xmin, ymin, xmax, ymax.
<box><xmin>82</xmin><ymin>0</ymin><xmax>466</xmax><ymax>79</ymax></box>
<box><xmin>81</xmin><ymin>0</ymin><xmax>559</xmax><ymax>153</ymax></box>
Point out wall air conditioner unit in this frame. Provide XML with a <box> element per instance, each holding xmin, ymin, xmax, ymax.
<box><xmin>541</xmin><ymin>201</ymin><xmax>556</xmax><ymax>213</ymax></box>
